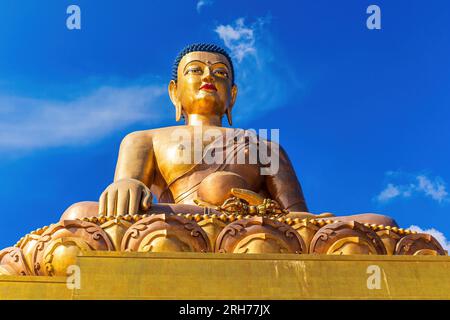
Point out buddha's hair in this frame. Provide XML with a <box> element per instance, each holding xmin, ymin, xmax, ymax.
<box><xmin>172</xmin><ymin>43</ymin><xmax>235</xmax><ymax>84</ymax></box>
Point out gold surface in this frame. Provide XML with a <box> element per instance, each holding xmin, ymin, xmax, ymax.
<box><xmin>0</xmin><ymin>275</ymin><xmax>71</xmax><ymax>299</ymax></box>
<box><xmin>1</xmin><ymin>252</ymin><xmax>449</xmax><ymax>300</ymax></box>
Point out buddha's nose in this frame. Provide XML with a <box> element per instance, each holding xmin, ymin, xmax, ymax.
<box><xmin>202</xmin><ymin>67</ymin><xmax>214</xmax><ymax>83</ymax></box>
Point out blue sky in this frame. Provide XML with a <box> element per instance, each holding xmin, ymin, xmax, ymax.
<box><xmin>0</xmin><ymin>0</ymin><xmax>449</xmax><ymax>250</ymax></box>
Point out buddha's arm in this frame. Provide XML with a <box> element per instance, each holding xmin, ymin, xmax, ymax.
<box><xmin>114</xmin><ymin>131</ymin><xmax>155</xmax><ymax>185</ymax></box>
<box><xmin>99</xmin><ymin>131</ymin><xmax>156</xmax><ymax>216</ymax></box>
<box><xmin>264</xmin><ymin>144</ymin><xmax>308</xmax><ymax>212</ymax></box>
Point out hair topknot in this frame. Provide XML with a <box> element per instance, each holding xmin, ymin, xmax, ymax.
<box><xmin>172</xmin><ymin>43</ymin><xmax>235</xmax><ymax>84</ymax></box>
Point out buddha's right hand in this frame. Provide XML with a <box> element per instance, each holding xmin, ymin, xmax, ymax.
<box><xmin>98</xmin><ymin>178</ymin><xmax>152</xmax><ymax>217</ymax></box>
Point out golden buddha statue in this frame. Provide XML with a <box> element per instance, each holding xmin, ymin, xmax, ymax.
<box><xmin>1</xmin><ymin>44</ymin><xmax>446</xmax><ymax>278</ymax></box>
<box><xmin>61</xmin><ymin>43</ymin><xmax>396</xmax><ymax>227</ymax></box>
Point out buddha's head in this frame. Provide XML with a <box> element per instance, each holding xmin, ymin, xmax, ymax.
<box><xmin>168</xmin><ymin>43</ymin><xmax>238</xmax><ymax>125</ymax></box>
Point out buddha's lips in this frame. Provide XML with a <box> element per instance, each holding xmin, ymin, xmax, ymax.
<box><xmin>200</xmin><ymin>83</ymin><xmax>217</xmax><ymax>91</ymax></box>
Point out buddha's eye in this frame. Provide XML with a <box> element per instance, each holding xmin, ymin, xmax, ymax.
<box><xmin>186</xmin><ymin>67</ymin><xmax>202</xmax><ymax>75</ymax></box>
<box><xmin>214</xmin><ymin>69</ymin><xmax>229</xmax><ymax>78</ymax></box>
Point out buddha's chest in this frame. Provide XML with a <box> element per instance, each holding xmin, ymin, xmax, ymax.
<box><xmin>153</xmin><ymin>139</ymin><xmax>199</xmax><ymax>184</ymax></box>
<box><xmin>152</xmin><ymin>130</ymin><xmax>263</xmax><ymax>188</ymax></box>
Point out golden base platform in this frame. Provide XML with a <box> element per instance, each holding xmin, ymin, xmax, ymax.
<box><xmin>1</xmin><ymin>251</ymin><xmax>449</xmax><ymax>300</ymax></box>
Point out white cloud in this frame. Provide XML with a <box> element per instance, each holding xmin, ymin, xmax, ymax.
<box><xmin>408</xmin><ymin>225</ymin><xmax>450</xmax><ymax>253</ymax></box>
<box><xmin>196</xmin><ymin>0</ymin><xmax>213</xmax><ymax>13</ymax></box>
<box><xmin>215</xmin><ymin>18</ymin><xmax>256</xmax><ymax>63</ymax></box>
<box><xmin>215</xmin><ymin>17</ymin><xmax>302</xmax><ymax>122</ymax></box>
<box><xmin>417</xmin><ymin>175</ymin><xmax>448</xmax><ymax>202</ymax></box>
<box><xmin>377</xmin><ymin>183</ymin><xmax>401</xmax><ymax>202</ymax></box>
<box><xmin>375</xmin><ymin>171</ymin><xmax>449</xmax><ymax>204</ymax></box>
<box><xmin>0</xmin><ymin>84</ymin><xmax>166</xmax><ymax>150</ymax></box>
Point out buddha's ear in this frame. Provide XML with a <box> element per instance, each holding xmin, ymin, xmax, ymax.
<box><xmin>168</xmin><ymin>80</ymin><xmax>182</xmax><ymax>122</ymax></box>
<box><xmin>231</xmin><ymin>84</ymin><xmax>238</xmax><ymax>107</ymax></box>
<box><xmin>226</xmin><ymin>109</ymin><xmax>233</xmax><ymax>126</ymax></box>
<box><xmin>226</xmin><ymin>84</ymin><xmax>238</xmax><ymax>126</ymax></box>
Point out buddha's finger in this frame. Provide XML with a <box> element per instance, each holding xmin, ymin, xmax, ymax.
<box><xmin>99</xmin><ymin>191</ymin><xmax>107</xmax><ymax>215</ymax></box>
<box><xmin>107</xmin><ymin>189</ymin><xmax>118</xmax><ymax>217</ymax></box>
<box><xmin>141</xmin><ymin>189</ymin><xmax>152</xmax><ymax>211</ymax></box>
<box><xmin>116</xmin><ymin>189</ymin><xmax>129</xmax><ymax>216</ymax></box>
<box><xmin>128</xmin><ymin>188</ymin><xmax>141</xmax><ymax>215</ymax></box>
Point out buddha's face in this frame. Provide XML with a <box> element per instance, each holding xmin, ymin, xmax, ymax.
<box><xmin>169</xmin><ymin>51</ymin><xmax>237</xmax><ymax>121</ymax></box>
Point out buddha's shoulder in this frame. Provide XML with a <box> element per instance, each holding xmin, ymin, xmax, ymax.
<box><xmin>120</xmin><ymin>126</ymin><xmax>194</xmax><ymax>146</ymax></box>
<box><xmin>120</xmin><ymin>126</ymin><xmax>279</xmax><ymax>144</ymax></box>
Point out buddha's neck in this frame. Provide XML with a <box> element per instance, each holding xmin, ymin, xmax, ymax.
<box><xmin>186</xmin><ymin>114</ymin><xmax>222</xmax><ymax>127</ymax></box>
